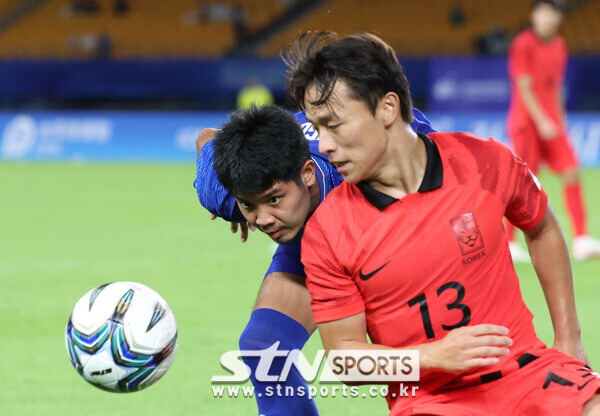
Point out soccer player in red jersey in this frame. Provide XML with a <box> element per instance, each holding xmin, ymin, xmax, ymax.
<box><xmin>286</xmin><ymin>31</ymin><xmax>600</xmax><ymax>415</ymax></box>
<box><xmin>506</xmin><ymin>0</ymin><xmax>600</xmax><ymax>261</ymax></box>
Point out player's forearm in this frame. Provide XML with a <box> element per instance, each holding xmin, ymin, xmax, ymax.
<box><xmin>324</xmin><ymin>328</ymin><xmax>508</xmax><ymax>380</ymax></box>
<box><xmin>319</xmin><ymin>316</ymin><xmax>444</xmax><ymax>381</ymax></box>
<box><xmin>323</xmin><ymin>338</ymin><xmax>440</xmax><ymax>381</ymax></box>
<box><xmin>318</xmin><ymin>316</ymin><xmax>510</xmax><ymax>384</ymax></box>
<box><xmin>557</xmin><ymin>88</ymin><xmax>566</xmax><ymax>118</ymax></box>
<box><xmin>517</xmin><ymin>76</ymin><xmax>550</xmax><ymax>126</ymax></box>
<box><xmin>525</xmin><ymin>208</ymin><xmax>582</xmax><ymax>341</ymax></box>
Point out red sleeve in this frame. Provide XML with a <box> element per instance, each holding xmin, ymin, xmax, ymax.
<box><xmin>301</xmin><ymin>205</ymin><xmax>365</xmax><ymax>323</ymax></box>
<box><xmin>509</xmin><ymin>33</ymin><xmax>533</xmax><ymax>78</ymax></box>
<box><xmin>502</xmin><ymin>146</ymin><xmax>548</xmax><ymax>230</ymax></box>
<box><xmin>559</xmin><ymin>37</ymin><xmax>568</xmax><ymax>80</ymax></box>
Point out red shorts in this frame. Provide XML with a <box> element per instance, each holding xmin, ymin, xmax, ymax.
<box><xmin>391</xmin><ymin>348</ymin><xmax>600</xmax><ymax>416</ymax></box>
<box><xmin>508</xmin><ymin>121</ymin><xmax>578</xmax><ymax>174</ymax></box>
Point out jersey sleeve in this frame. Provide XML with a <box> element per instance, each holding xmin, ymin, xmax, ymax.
<box><xmin>509</xmin><ymin>33</ymin><xmax>533</xmax><ymax>78</ymax></box>
<box><xmin>502</xmin><ymin>146</ymin><xmax>548</xmax><ymax>230</ymax></box>
<box><xmin>301</xmin><ymin>208</ymin><xmax>365</xmax><ymax>323</ymax></box>
<box><xmin>411</xmin><ymin>107</ymin><xmax>436</xmax><ymax>134</ymax></box>
<box><xmin>193</xmin><ymin>140</ymin><xmax>246</xmax><ymax>223</ymax></box>
<box><xmin>559</xmin><ymin>37</ymin><xmax>568</xmax><ymax>80</ymax></box>
<box><xmin>265</xmin><ymin>229</ymin><xmax>306</xmax><ymax>277</ymax></box>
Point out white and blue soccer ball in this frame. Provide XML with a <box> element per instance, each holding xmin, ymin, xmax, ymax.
<box><xmin>65</xmin><ymin>281</ymin><xmax>178</xmax><ymax>392</ymax></box>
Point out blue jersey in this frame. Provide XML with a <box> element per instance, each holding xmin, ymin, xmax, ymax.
<box><xmin>194</xmin><ymin>108</ymin><xmax>435</xmax><ymax>277</ymax></box>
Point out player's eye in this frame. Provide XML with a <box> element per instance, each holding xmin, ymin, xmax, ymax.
<box><xmin>268</xmin><ymin>196</ymin><xmax>281</xmax><ymax>204</ymax></box>
<box><xmin>327</xmin><ymin>124</ymin><xmax>339</xmax><ymax>130</ymax></box>
<box><xmin>239</xmin><ymin>201</ymin><xmax>251</xmax><ymax>210</ymax></box>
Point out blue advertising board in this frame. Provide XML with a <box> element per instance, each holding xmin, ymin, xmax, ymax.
<box><xmin>0</xmin><ymin>57</ymin><xmax>598</xmax><ymax>110</ymax></box>
<box><xmin>428</xmin><ymin>57</ymin><xmax>580</xmax><ymax>112</ymax></box>
<box><xmin>0</xmin><ymin>110</ymin><xmax>228</xmax><ymax>163</ymax></box>
<box><xmin>427</xmin><ymin>111</ymin><xmax>600</xmax><ymax>167</ymax></box>
<box><xmin>1</xmin><ymin>110</ymin><xmax>599</xmax><ymax>167</ymax></box>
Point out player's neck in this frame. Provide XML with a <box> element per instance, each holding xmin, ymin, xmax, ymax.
<box><xmin>364</xmin><ymin>125</ymin><xmax>427</xmax><ymax>199</ymax></box>
<box><xmin>532</xmin><ymin>27</ymin><xmax>557</xmax><ymax>43</ymax></box>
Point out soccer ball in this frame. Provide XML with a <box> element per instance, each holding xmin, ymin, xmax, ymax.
<box><xmin>65</xmin><ymin>281</ymin><xmax>178</xmax><ymax>392</ymax></box>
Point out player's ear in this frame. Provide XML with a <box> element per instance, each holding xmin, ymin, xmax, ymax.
<box><xmin>301</xmin><ymin>159</ymin><xmax>316</xmax><ymax>187</ymax></box>
<box><xmin>379</xmin><ymin>92</ymin><xmax>400</xmax><ymax>128</ymax></box>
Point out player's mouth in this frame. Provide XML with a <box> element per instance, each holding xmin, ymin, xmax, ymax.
<box><xmin>265</xmin><ymin>229</ymin><xmax>283</xmax><ymax>239</ymax></box>
<box><xmin>332</xmin><ymin>161</ymin><xmax>349</xmax><ymax>173</ymax></box>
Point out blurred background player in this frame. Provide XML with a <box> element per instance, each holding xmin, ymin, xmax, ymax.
<box><xmin>236</xmin><ymin>76</ymin><xmax>275</xmax><ymax>109</ymax></box>
<box><xmin>194</xmin><ymin>105</ymin><xmax>434</xmax><ymax>415</ymax></box>
<box><xmin>506</xmin><ymin>0</ymin><xmax>600</xmax><ymax>262</ymax></box>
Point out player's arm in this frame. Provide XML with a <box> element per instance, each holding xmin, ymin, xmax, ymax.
<box><xmin>194</xmin><ymin>128</ymin><xmax>255</xmax><ymax>241</ymax></box>
<box><xmin>196</xmin><ymin>128</ymin><xmax>219</xmax><ymax>158</ymax></box>
<box><xmin>503</xmin><ymin>140</ymin><xmax>589</xmax><ymax>365</ymax></box>
<box><xmin>523</xmin><ymin>203</ymin><xmax>590</xmax><ymax>365</ymax></box>
<box><xmin>516</xmin><ymin>74</ymin><xmax>559</xmax><ymax>141</ymax></box>
<box><xmin>557</xmin><ymin>86</ymin><xmax>566</xmax><ymax>121</ymax></box>
<box><xmin>317</xmin><ymin>313</ymin><xmax>511</xmax><ymax>383</ymax></box>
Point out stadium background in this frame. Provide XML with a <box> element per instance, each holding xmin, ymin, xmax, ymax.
<box><xmin>1</xmin><ymin>0</ymin><xmax>599</xmax><ymax>414</ymax></box>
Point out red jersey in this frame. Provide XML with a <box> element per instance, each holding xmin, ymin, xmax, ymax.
<box><xmin>301</xmin><ymin>132</ymin><xmax>549</xmax><ymax>411</ymax></box>
<box><xmin>507</xmin><ymin>28</ymin><xmax>568</xmax><ymax>129</ymax></box>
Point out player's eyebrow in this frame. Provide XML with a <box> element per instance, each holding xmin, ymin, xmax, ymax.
<box><xmin>305</xmin><ymin>107</ymin><xmax>339</xmax><ymax>126</ymax></box>
<box><xmin>306</xmin><ymin>114</ymin><xmax>336</xmax><ymax>127</ymax></box>
<box><xmin>259</xmin><ymin>188</ymin><xmax>282</xmax><ymax>201</ymax></box>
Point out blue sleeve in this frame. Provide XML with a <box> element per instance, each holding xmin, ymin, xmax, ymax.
<box><xmin>411</xmin><ymin>108</ymin><xmax>436</xmax><ymax>134</ymax></box>
<box><xmin>193</xmin><ymin>140</ymin><xmax>246</xmax><ymax>223</ymax></box>
<box><xmin>265</xmin><ymin>229</ymin><xmax>306</xmax><ymax>278</ymax></box>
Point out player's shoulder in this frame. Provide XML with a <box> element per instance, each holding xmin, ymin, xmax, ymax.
<box><xmin>295</xmin><ymin>110</ymin><xmax>329</xmax><ymax>161</ymax></box>
<box><xmin>314</xmin><ymin>180</ymin><xmax>353</xmax><ymax>210</ymax></box>
<box><xmin>430</xmin><ymin>131</ymin><xmax>514</xmax><ymax>168</ymax></box>
<box><xmin>306</xmin><ymin>182</ymin><xmax>353</xmax><ymax>230</ymax></box>
<box><xmin>515</xmin><ymin>28</ymin><xmax>535</xmax><ymax>43</ymax></box>
<box><xmin>511</xmin><ymin>28</ymin><xmax>536</xmax><ymax>50</ymax></box>
<box><xmin>429</xmin><ymin>130</ymin><xmax>500</xmax><ymax>147</ymax></box>
<box><xmin>294</xmin><ymin>111</ymin><xmax>319</xmax><ymax>141</ymax></box>
<box><xmin>554</xmin><ymin>35</ymin><xmax>568</xmax><ymax>51</ymax></box>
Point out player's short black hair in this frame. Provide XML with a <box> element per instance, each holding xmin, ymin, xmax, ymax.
<box><xmin>283</xmin><ymin>31</ymin><xmax>413</xmax><ymax>123</ymax></box>
<box><xmin>533</xmin><ymin>0</ymin><xmax>565</xmax><ymax>12</ymax></box>
<box><xmin>212</xmin><ymin>105</ymin><xmax>310</xmax><ymax>197</ymax></box>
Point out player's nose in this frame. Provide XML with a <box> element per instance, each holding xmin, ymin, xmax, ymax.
<box><xmin>318</xmin><ymin>130</ymin><xmax>337</xmax><ymax>155</ymax></box>
<box><xmin>255</xmin><ymin>207</ymin><xmax>276</xmax><ymax>227</ymax></box>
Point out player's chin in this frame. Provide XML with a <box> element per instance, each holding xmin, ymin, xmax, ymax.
<box><xmin>270</xmin><ymin>229</ymin><xmax>298</xmax><ymax>244</ymax></box>
<box><xmin>271</xmin><ymin>234</ymin><xmax>291</xmax><ymax>244</ymax></box>
<box><xmin>340</xmin><ymin>170</ymin><xmax>363</xmax><ymax>184</ymax></box>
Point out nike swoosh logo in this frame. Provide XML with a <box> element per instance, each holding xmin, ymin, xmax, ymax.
<box><xmin>578</xmin><ymin>377</ymin><xmax>597</xmax><ymax>390</ymax></box>
<box><xmin>359</xmin><ymin>262</ymin><xmax>390</xmax><ymax>281</ymax></box>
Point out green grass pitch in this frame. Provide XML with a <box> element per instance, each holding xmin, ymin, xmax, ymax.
<box><xmin>1</xmin><ymin>163</ymin><xmax>598</xmax><ymax>415</ymax></box>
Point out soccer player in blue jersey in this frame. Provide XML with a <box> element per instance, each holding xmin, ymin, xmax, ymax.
<box><xmin>194</xmin><ymin>105</ymin><xmax>434</xmax><ymax>415</ymax></box>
